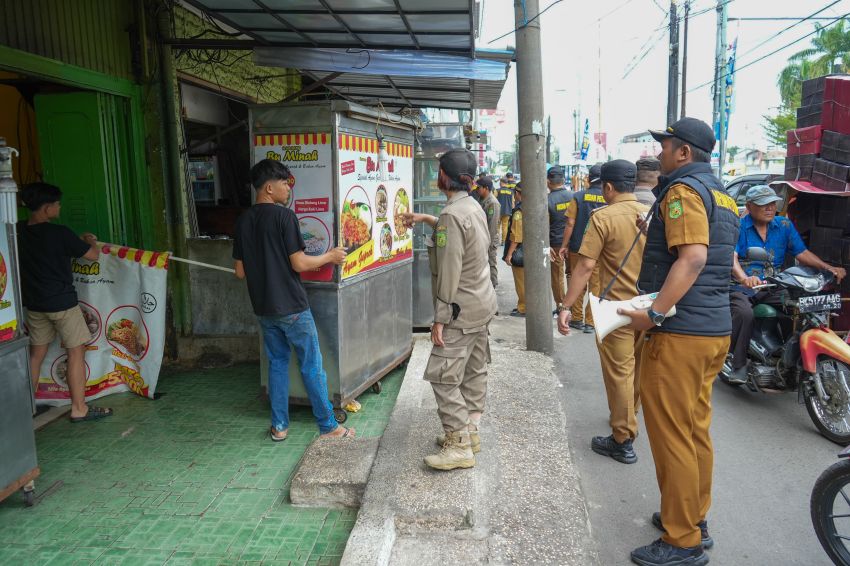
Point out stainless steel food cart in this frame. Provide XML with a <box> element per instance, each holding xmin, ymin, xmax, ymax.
<box><xmin>412</xmin><ymin>123</ymin><xmax>465</xmax><ymax>328</ymax></box>
<box><xmin>0</xmin><ymin>139</ymin><xmax>39</xmax><ymax>506</ymax></box>
<box><xmin>250</xmin><ymin>102</ymin><xmax>415</xmax><ymax>420</ymax></box>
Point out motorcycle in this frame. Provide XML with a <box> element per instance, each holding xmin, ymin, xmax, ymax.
<box><xmin>718</xmin><ymin>246</ymin><xmax>850</xmax><ymax>445</ymax></box>
<box><xmin>812</xmin><ymin>445</ymin><xmax>850</xmax><ymax>565</ymax></box>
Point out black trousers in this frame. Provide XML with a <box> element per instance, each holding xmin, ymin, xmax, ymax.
<box><xmin>729</xmin><ymin>291</ymin><xmax>753</xmax><ymax>370</ymax></box>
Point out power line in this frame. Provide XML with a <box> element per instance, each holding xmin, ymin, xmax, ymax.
<box><xmin>738</xmin><ymin>0</ymin><xmax>841</xmax><ymax>59</ymax></box>
<box><xmin>622</xmin><ymin>24</ymin><xmax>668</xmax><ymax>79</ymax></box>
<box><xmin>688</xmin><ymin>11</ymin><xmax>850</xmax><ymax>93</ymax></box>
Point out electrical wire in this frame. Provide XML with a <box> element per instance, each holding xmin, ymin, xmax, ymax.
<box><xmin>487</xmin><ymin>0</ymin><xmax>565</xmax><ymax>44</ymax></box>
<box><xmin>738</xmin><ymin>0</ymin><xmax>842</xmax><ymax>59</ymax></box>
<box><xmin>688</xmin><ymin>11</ymin><xmax>850</xmax><ymax>93</ymax></box>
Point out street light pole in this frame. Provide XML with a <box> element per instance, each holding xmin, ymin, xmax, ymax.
<box><xmin>514</xmin><ymin>0</ymin><xmax>553</xmax><ymax>353</ymax></box>
<box><xmin>667</xmin><ymin>0</ymin><xmax>680</xmax><ymax>125</ymax></box>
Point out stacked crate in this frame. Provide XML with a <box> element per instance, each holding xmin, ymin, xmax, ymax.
<box><xmin>785</xmin><ymin>75</ymin><xmax>850</xmax><ymax>298</ymax></box>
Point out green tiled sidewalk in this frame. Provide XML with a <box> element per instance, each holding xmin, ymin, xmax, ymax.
<box><xmin>0</xmin><ymin>362</ymin><xmax>404</xmax><ymax>565</ymax></box>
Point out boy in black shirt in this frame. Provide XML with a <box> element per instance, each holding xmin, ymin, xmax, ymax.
<box><xmin>17</xmin><ymin>182</ymin><xmax>113</xmax><ymax>422</ymax></box>
<box><xmin>233</xmin><ymin>160</ymin><xmax>352</xmax><ymax>441</ymax></box>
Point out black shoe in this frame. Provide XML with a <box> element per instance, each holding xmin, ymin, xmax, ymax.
<box><xmin>651</xmin><ymin>512</ymin><xmax>714</xmax><ymax>549</ymax></box>
<box><xmin>726</xmin><ymin>365</ymin><xmax>747</xmax><ymax>385</ymax></box>
<box><xmin>591</xmin><ymin>434</ymin><xmax>637</xmax><ymax>464</ymax></box>
<box><xmin>631</xmin><ymin>539</ymin><xmax>708</xmax><ymax>566</ymax></box>
<box><xmin>583</xmin><ymin>324</ymin><xmax>595</xmax><ymax>334</ymax></box>
<box><xmin>510</xmin><ymin>310</ymin><xmax>526</xmax><ymax>318</ymax></box>
<box><xmin>568</xmin><ymin>320</ymin><xmax>585</xmax><ymax>330</ymax></box>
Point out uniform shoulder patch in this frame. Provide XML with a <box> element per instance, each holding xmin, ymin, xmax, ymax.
<box><xmin>668</xmin><ymin>199</ymin><xmax>683</xmax><ymax>219</ymax></box>
<box><xmin>486</xmin><ymin>204</ymin><xmax>495</xmax><ymax>217</ymax></box>
<box><xmin>435</xmin><ymin>225</ymin><xmax>448</xmax><ymax>248</ymax></box>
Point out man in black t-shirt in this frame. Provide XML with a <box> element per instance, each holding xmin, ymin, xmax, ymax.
<box><xmin>233</xmin><ymin>159</ymin><xmax>351</xmax><ymax>442</ymax></box>
<box><xmin>17</xmin><ymin>182</ymin><xmax>113</xmax><ymax>422</ymax></box>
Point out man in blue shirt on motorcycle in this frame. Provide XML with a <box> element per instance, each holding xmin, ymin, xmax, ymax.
<box><xmin>728</xmin><ymin>185</ymin><xmax>846</xmax><ymax>383</ymax></box>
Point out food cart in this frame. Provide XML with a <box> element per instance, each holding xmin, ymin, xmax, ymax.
<box><xmin>412</xmin><ymin>122</ymin><xmax>465</xmax><ymax>328</ymax></box>
<box><xmin>0</xmin><ymin>138</ymin><xmax>39</xmax><ymax>506</ymax></box>
<box><xmin>250</xmin><ymin>102</ymin><xmax>415</xmax><ymax>420</ymax></box>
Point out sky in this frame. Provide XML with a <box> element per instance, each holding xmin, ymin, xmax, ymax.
<box><xmin>479</xmin><ymin>0</ymin><xmax>850</xmax><ymax>156</ymax></box>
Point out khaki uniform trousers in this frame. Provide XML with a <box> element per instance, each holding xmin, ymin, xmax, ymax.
<box><xmin>511</xmin><ymin>265</ymin><xmax>525</xmax><ymax>313</ymax></box>
<box><xmin>500</xmin><ymin>215</ymin><xmax>510</xmax><ymax>242</ymax></box>
<box><xmin>597</xmin><ymin>328</ymin><xmax>645</xmax><ymax>443</ymax></box>
<box><xmin>550</xmin><ymin>253</ymin><xmax>567</xmax><ymax>305</ymax></box>
<box><xmin>640</xmin><ymin>332</ymin><xmax>729</xmax><ymax>549</ymax></box>
<box><xmin>568</xmin><ymin>254</ymin><xmax>599</xmax><ymax>324</ymax></box>
<box><xmin>488</xmin><ymin>245</ymin><xmax>498</xmax><ymax>288</ymax></box>
<box><xmin>424</xmin><ymin>326</ymin><xmax>491</xmax><ymax>432</ymax></box>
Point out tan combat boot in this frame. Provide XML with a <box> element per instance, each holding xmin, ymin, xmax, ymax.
<box><xmin>435</xmin><ymin>424</ymin><xmax>481</xmax><ymax>453</ymax></box>
<box><xmin>425</xmin><ymin>430</ymin><xmax>475</xmax><ymax>470</ymax></box>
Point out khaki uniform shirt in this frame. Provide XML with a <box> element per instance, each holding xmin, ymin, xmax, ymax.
<box><xmin>431</xmin><ymin>192</ymin><xmax>497</xmax><ymax>328</ymax></box>
<box><xmin>659</xmin><ymin>183</ymin><xmax>709</xmax><ymax>251</ymax></box>
<box><xmin>578</xmin><ymin>193</ymin><xmax>651</xmax><ymax>301</ymax></box>
<box><xmin>481</xmin><ymin>192</ymin><xmax>501</xmax><ymax>247</ymax></box>
<box><xmin>510</xmin><ymin>207</ymin><xmax>523</xmax><ymax>244</ymax></box>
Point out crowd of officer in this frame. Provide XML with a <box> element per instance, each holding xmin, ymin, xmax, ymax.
<box><xmin>409</xmin><ymin>116</ymin><xmax>847</xmax><ymax>566</ymax></box>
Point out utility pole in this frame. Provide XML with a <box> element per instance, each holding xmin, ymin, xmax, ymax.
<box><xmin>680</xmin><ymin>0</ymin><xmax>690</xmax><ymax>117</ymax></box>
<box><xmin>546</xmin><ymin>115</ymin><xmax>552</xmax><ymax>164</ymax></box>
<box><xmin>712</xmin><ymin>0</ymin><xmax>728</xmax><ymax>177</ymax></box>
<box><xmin>667</xmin><ymin>0</ymin><xmax>680</xmax><ymax>125</ymax></box>
<box><xmin>514</xmin><ymin>0</ymin><xmax>552</xmax><ymax>353</ymax></box>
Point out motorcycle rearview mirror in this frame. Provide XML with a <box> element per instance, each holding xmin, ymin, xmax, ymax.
<box><xmin>745</xmin><ymin>246</ymin><xmax>771</xmax><ymax>262</ymax></box>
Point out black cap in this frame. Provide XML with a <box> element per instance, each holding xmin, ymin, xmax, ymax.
<box><xmin>635</xmin><ymin>157</ymin><xmax>661</xmax><ymax>172</ymax></box>
<box><xmin>649</xmin><ymin>117</ymin><xmax>716</xmax><ymax>154</ymax></box>
<box><xmin>514</xmin><ymin>181</ymin><xmax>522</xmax><ymax>192</ymax></box>
<box><xmin>438</xmin><ymin>148</ymin><xmax>477</xmax><ymax>184</ymax></box>
<box><xmin>505</xmin><ymin>171</ymin><xmax>514</xmax><ymax>178</ymax></box>
<box><xmin>547</xmin><ymin>166</ymin><xmax>565</xmax><ymax>180</ymax></box>
<box><xmin>477</xmin><ymin>177</ymin><xmax>494</xmax><ymax>191</ymax></box>
<box><xmin>601</xmin><ymin>159</ymin><xmax>637</xmax><ymax>183</ymax></box>
<box><xmin>588</xmin><ymin>163</ymin><xmax>603</xmax><ymax>183</ymax></box>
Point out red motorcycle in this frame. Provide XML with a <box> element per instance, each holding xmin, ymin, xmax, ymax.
<box><xmin>719</xmin><ymin>247</ymin><xmax>850</xmax><ymax>445</ymax></box>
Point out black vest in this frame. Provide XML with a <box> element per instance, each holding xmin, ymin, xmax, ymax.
<box><xmin>502</xmin><ymin>202</ymin><xmax>522</xmax><ymax>260</ymax></box>
<box><xmin>548</xmin><ymin>187</ymin><xmax>574</xmax><ymax>247</ymax></box>
<box><xmin>497</xmin><ymin>184</ymin><xmax>515</xmax><ymax>214</ymax></box>
<box><xmin>568</xmin><ymin>184</ymin><xmax>606</xmax><ymax>252</ymax></box>
<box><xmin>637</xmin><ymin>162</ymin><xmax>740</xmax><ymax>336</ymax></box>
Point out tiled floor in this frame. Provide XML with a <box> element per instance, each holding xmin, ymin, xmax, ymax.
<box><xmin>0</xmin><ymin>362</ymin><xmax>403</xmax><ymax>565</ymax></box>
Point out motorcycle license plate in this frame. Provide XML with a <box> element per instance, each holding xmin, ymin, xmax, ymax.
<box><xmin>797</xmin><ymin>293</ymin><xmax>842</xmax><ymax>313</ymax></box>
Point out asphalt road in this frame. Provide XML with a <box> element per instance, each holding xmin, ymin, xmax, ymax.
<box><xmin>553</xmin><ymin>329</ymin><xmax>841</xmax><ymax>566</ymax></box>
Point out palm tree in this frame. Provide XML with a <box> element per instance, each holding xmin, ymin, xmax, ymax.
<box><xmin>777</xmin><ymin>58</ymin><xmax>819</xmax><ymax>108</ymax></box>
<box><xmin>789</xmin><ymin>20</ymin><xmax>850</xmax><ymax>77</ymax></box>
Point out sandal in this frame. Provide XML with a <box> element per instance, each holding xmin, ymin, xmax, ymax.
<box><xmin>321</xmin><ymin>426</ymin><xmax>355</xmax><ymax>438</ymax></box>
<box><xmin>69</xmin><ymin>406</ymin><xmax>113</xmax><ymax>423</ymax></box>
<box><xmin>269</xmin><ymin>427</ymin><xmax>288</xmax><ymax>442</ymax></box>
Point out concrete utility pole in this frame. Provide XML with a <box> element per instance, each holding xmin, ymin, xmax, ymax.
<box><xmin>667</xmin><ymin>0</ymin><xmax>680</xmax><ymax>125</ymax></box>
<box><xmin>680</xmin><ymin>0</ymin><xmax>690</xmax><ymax>117</ymax></box>
<box><xmin>712</xmin><ymin>0</ymin><xmax>728</xmax><ymax>177</ymax></box>
<box><xmin>514</xmin><ymin>0</ymin><xmax>553</xmax><ymax>353</ymax></box>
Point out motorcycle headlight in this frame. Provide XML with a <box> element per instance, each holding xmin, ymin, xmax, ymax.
<box><xmin>793</xmin><ymin>274</ymin><xmax>824</xmax><ymax>292</ymax></box>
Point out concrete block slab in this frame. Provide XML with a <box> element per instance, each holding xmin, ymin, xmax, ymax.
<box><xmin>290</xmin><ymin>437</ymin><xmax>380</xmax><ymax>508</ymax></box>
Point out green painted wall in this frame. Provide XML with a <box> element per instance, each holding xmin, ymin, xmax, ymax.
<box><xmin>0</xmin><ymin>0</ymin><xmax>136</xmax><ymax>80</ymax></box>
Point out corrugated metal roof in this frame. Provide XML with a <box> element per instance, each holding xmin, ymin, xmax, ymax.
<box><xmin>178</xmin><ymin>0</ymin><xmax>511</xmax><ymax>110</ymax></box>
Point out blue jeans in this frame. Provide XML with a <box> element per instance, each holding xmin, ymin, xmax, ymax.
<box><xmin>258</xmin><ymin>309</ymin><xmax>337</xmax><ymax>434</ymax></box>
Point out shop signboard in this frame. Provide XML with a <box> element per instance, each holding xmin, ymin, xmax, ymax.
<box><xmin>34</xmin><ymin>244</ymin><xmax>169</xmax><ymax>405</ymax></box>
<box><xmin>0</xmin><ymin>227</ymin><xmax>17</xmax><ymax>342</ymax></box>
<box><xmin>337</xmin><ymin>133</ymin><xmax>413</xmax><ymax>279</ymax></box>
<box><xmin>253</xmin><ymin>133</ymin><xmax>336</xmax><ymax>282</ymax></box>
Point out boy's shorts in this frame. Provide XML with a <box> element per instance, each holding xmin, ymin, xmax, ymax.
<box><xmin>27</xmin><ymin>306</ymin><xmax>91</xmax><ymax>348</ymax></box>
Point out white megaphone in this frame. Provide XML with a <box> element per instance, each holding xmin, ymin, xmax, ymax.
<box><xmin>588</xmin><ymin>292</ymin><xmax>676</xmax><ymax>341</ymax></box>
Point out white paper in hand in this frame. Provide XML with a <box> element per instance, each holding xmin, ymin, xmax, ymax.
<box><xmin>588</xmin><ymin>293</ymin><xmax>676</xmax><ymax>341</ymax></box>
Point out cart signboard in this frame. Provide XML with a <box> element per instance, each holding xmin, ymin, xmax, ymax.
<box><xmin>337</xmin><ymin>133</ymin><xmax>413</xmax><ymax>279</ymax></box>
<box><xmin>253</xmin><ymin>133</ymin><xmax>335</xmax><ymax>282</ymax></box>
<box><xmin>0</xmin><ymin>227</ymin><xmax>18</xmax><ymax>343</ymax></box>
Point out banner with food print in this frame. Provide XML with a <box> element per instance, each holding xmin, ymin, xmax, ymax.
<box><xmin>0</xmin><ymin>226</ymin><xmax>19</xmax><ymax>343</ymax></box>
<box><xmin>253</xmin><ymin>132</ymin><xmax>335</xmax><ymax>282</ymax></box>
<box><xmin>337</xmin><ymin>133</ymin><xmax>413</xmax><ymax>279</ymax></box>
<box><xmin>34</xmin><ymin>244</ymin><xmax>169</xmax><ymax>405</ymax></box>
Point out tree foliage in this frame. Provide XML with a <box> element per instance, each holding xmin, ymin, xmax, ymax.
<box><xmin>764</xmin><ymin>20</ymin><xmax>850</xmax><ymax>145</ymax></box>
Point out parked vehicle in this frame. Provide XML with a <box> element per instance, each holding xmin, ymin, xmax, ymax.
<box><xmin>718</xmin><ymin>247</ymin><xmax>850</xmax><ymax>444</ymax></box>
<box><xmin>724</xmin><ymin>173</ymin><xmax>785</xmax><ymax>215</ymax></box>
<box><xmin>812</xmin><ymin>444</ymin><xmax>850</xmax><ymax>565</ymax></box>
